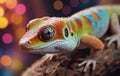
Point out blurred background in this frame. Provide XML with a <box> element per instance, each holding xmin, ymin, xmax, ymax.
<box><xmin>0</xmin><ymin>0</ymin><xmax>111</xmax><ymax>76</ymax></box>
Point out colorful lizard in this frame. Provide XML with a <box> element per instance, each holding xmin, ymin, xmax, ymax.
<box><xmin>19</xmin><ymin>5</ymin><xmax>120</xmax><ymax>72</ymax></box>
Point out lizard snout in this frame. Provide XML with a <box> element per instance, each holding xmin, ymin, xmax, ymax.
<box><xmin>19</xmin><ymin>38</ymin><xmax>31</xmax><ymax>48</ymax></box>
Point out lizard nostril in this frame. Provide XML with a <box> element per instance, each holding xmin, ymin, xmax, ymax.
<box><xmin>19</xmin><ymin>38</ymin><xmax>31</xmax><ymax>48</ymax></box>
<box><xmin>27</xmin><ymin>41</ymin><xmax>31</xmax><ymax>44</ymax></box>
<box><xmin>26</xmin><ymin>41</ymin><xmax>31</xmax><ymax>45</ymax></box>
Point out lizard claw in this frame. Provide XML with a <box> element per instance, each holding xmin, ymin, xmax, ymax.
<box><xmin>78</xmin><ymin>59</ymin><xmax>96</xmax><ymax>72</ymax></box>
<box><xmin>42</xmin><ymin>54</ymin><xmax>56</xmax><ymax>61</ymax></box>
<box><xmin>105</xmin><ymin>34</ymin><xmax>120</xmax><ymax>49</ymax></box>
<box><xmin>39</xmin><ymin>54</ymin><xmax>56</xmax><ymax>66</ymax></box>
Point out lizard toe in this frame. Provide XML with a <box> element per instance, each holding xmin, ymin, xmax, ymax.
<box><xmin>105</xmin><ymin>34</ymin><xmax>120</xmax><ymax>48</ymax></box>
<box><xmin>78</xmin><ymin>59</ymin><xmax>96</xmax><ymax>72</ymax></box>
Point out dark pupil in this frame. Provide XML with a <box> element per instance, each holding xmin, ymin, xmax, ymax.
<box><xmin>64</xmin><ymin>28</ymin><xmax>68</xmax><ymax>37</ymax></box>
<box><xmin>40</xmin><ymin>26</ymin><xmax>55</xmax><ymax>41</ymax></box>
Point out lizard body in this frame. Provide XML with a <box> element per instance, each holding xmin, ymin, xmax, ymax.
<box><xmin>19</xmin><ymin>5</ymin><xmax>120</xmax><ymax>71</ymax></box>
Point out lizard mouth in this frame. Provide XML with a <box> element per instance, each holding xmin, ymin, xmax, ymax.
<box><xmin>32</xmin><ymin>40</ymin><xmax>65</xmax><ymax>49</ymax></box>
<box><xmin>20</xmin><ymin>40</ymin><xmax>68</xmax><ymax>53</ymax></box>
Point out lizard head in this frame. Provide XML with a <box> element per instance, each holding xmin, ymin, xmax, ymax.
<box><xmin>19</xmin><ymin>17</ymin><xmax>78</xmax><ymax>54</ymax></box>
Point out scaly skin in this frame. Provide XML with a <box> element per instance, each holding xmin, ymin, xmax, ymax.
<box><xmin>19</xmin><ymin>5</ymin><xmax>120</xmax><ymax>71</ymax></box>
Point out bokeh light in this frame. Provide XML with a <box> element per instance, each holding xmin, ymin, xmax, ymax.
<box><xmin>15</xmin><ymin>4</ymin><xmax>26</xmax><ymax>15</ymax></box>
<box><xmin>0</xmin><ymin>7</ymin><xmax>4</xmax><ymax>17</ymax></box>
<box><xmin>70</xmin><ymin>0</ymin><xmax>79</xmax><ymax>7</ymax></box>
<box><xmin>11</xmin><ymin>13</ymin><xmax>23</xmax><ymax>25</ymax></box>
<box><xmin>2</xmin><ymin>69</ymin><xmax>14</xmax><ymax>76</ymax></box>
<box><xmin>1</xmin><ymin>55</ymin><xmax>12</xmax><ymax>67</ymax></box>
<box><xmin>53</xmin><ymin>0</ymin><xmax>63</xmax><ymax>10</ymax></box>
<box><xmin>62</xmin><ymin>5</ymin><xmax>71</xmax><ymax>15</ymax></box>
<box><xmin>15</xmin><ymin>27</ymin><xmax>26</xmax><ymax>39</ymax></box>
<box><xmin>2</xmin><ymin>33</ymin><xmax>13</xmax><ymax>44</ymax></box>
<box><xmin>0</xmin><ymin>0</ymin><xmax>6</xmax><ymax>4</ymax></box>
<box><xmin>5</xmin><ymin>0</ymin><xmax>17</xmax><ymax>9</ymax></box>
<box><xmin>11</xmin><ymin>60</ymin><xmax>23</xmax><ymax>71</ymax></box>
<box><xmin>0</xmin><ymin>17</ymin><xmax>8</xmax><ymax>29</ymax></box>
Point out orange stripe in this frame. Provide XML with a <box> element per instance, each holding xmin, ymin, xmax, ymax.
<box><xmin>81</xmin><ymin>16</ymin><xmax>92</xmax><ymax>28</ymax></box>
<box><xmin>67</xmin><ymin>22</ymin><xmax>71</xmax><ymax>30</ymax></box>
<box><xmin>70</xmin><ymin>20</ymin><xmax>76</xmax><ymax>32</ymax></box>
<box><xmin>90</xmin><ymin>11</ymin><xmax>100</xmax><ymax>21</ymax></box>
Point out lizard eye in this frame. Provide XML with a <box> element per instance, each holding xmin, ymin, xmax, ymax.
<box><xmin>39</xmin><ymin>26</ymin><xmax>55</xmax><ymax>41</ymax></box>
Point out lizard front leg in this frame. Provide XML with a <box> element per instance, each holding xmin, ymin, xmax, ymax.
<box><xmin>78</xmin><ymin>34</ymin><xmax>104</xmax><ymax>72</ymax></box>
<box><xmin>106</xmin><ymin>13</ymin><xmax>120</xmax><ymax>48</ymax></box>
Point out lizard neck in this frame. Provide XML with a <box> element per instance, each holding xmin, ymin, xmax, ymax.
<box><xmin>63</xmin><ymin>15</ymin><xmax>92</xmax><ymax>48</ymax></box>
<box><xmin>67</xmin><ymin>15</ymin><xmax>92</xmax><ymax>39</ymax></box>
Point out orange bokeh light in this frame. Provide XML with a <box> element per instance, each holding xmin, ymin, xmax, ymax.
<box><xmin>1</xmin><ymin>55</ymin><xmax>12</xmax><ymax>67</ymax></box>
<box><xmin>5</xmin><ymin>0</ymin><xmax>17</xmax><ymax>9</ymax></box>
<box><xmin>0</xmin><ymin>7</ymin><xmax>4</xmax><ymax>17</ymax></box>
<box><xmin>0</xmin><ymin>17</ymin><xmax>8</xmax><ymax>29</ymax></box>
<box><xmin>53</xmin><ymin>0</ymin><xmax>63</xmax><ymax>10</ymax></box>
<box><xmin>0</xmin><ymin>0</ymin><xmax>6</xmax><ymax>4</ymax></box>
<box><xmin>11</xmin><ymin>13</ymin><xmax>23</xmax><ymax>25</ymax></box>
